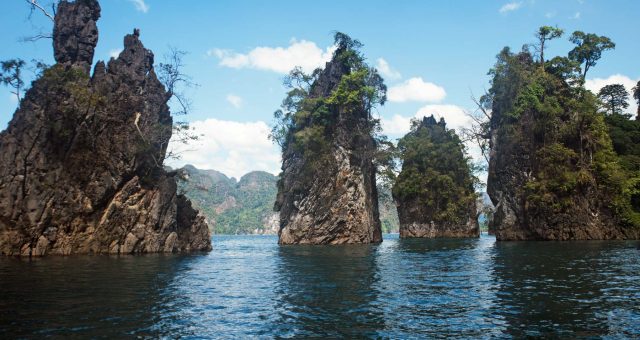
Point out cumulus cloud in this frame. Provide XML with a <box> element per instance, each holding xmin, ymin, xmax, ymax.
<box><xmin>499</xmin><ymin>2</ymin><xmax>522</xmax><ymax>13</ymax></box>
<box><xmin>381</xmin><ymin>104</ymin><xmax>472</xmax><ymax>137</ymax></box>
<box><xmin>128</xmin><ymin>0</ymin><xmax>149</xmax><ymax>13</ymax></box>
<box><xmin>375</xmin><ymin>58</ymin><xmax>401</xmax><ymax>80</ymax></box>
<box><xmin>165</xmin><ymin>119</ymin><xmax>280</xmax><ymax>179</ymax></box>
<box><xmin>226</xmin><ymin>94</ymin><xmax>243</xmax><ymax>108</ymax></box>
<box><xmin>209</xmin><ymin>39</ymin><xmax>336</xmax><ymax>74</ymax></box>
<box><xmin>585</xmin><ymin>74</ymin><xmax>639</xmax><ymax>115</ymax></box>
<box><xmin>109</xmin><ymin>49</ymin><xmax>122</xmax><ymax>59</ymax></box>
<box><xmin>387</xmin><ymin>77</ymin><xmax>446</xmax><ymax>103</ymax></box>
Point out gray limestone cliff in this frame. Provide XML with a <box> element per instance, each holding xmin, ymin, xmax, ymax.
<box><xmin>0</xmin><ymin>0</ymin><xmax>211</xmax><ymax>255</ymax></box>
<box><xmin>274</xmin><ymin>35</ymin><xmax>383</xmax><ymax>245</ymax></box>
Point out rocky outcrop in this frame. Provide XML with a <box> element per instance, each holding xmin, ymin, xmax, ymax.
<box><xmin>0</xmin><ymin>0</ymin><xmax>211</xmax><ymax>255</ymax></box>
<box><xmin>486</xmin><ymin>48</ymin><xmax>639</xmax><ymax>241</ymax></box>
<box><xmin>393</xmin><ymin>116</ymin><xmax>479</xmax><ymax>238</ymax></box>
<box><xmin>275</xmin><ymin>40</ymin><xmax>382</xmax><ymax>245</ymax></box>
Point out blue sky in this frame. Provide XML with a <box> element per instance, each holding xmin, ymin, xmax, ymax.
<box><xmin>1</xmin><ymin>0</ymin><xmax>639</xmax><ymax>178</ymax></box>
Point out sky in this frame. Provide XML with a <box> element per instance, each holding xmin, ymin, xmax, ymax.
<box><xmin>1</xmin><ymin>0</ymin><xmax>639</xmax><ymax>179</ymax></box>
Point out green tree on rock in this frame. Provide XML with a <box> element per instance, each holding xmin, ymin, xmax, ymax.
<box><xmin>568</xmin><ymin>31</ymin><xmax>615</xmax><ymax>80</ymax></box>
<box><xmin>392</xmin><ymin>115</ymin><xmax>478</xmax><ymax>238</ymax></box>
<box><xmin>598</xmin><ymin>84</ymin><xmax>630</xmax><ymax>115</ymax></box>
<box><xmin>535</xmin><ymin>26</ymin><xmax>563</xmax><ymax>68</ymax></box>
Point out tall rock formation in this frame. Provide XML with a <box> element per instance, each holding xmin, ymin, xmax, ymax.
<box><xmin>486</xmin><ymin>47</ymin><xmax>640</xmax><ymax>240</ymax></box>
<box><xmin>393</xmin><ymin>116</ymin><xmax>479</xmax><ymax>238</ymax></box>
<box><xmin>274</xmin><ymin>34</ymin><xmax>384</xmax><ymax>244</ymax></box>
<box><xmin>0</xmin><ymin>0</ymin><xmax>211</xmax><ymax>255</ymax></box>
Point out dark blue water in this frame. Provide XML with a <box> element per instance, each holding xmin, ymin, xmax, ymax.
<box><xmin>1</xmin><ymin>234</ymin><xmax>640</xmax><ymax>338</ymax></box>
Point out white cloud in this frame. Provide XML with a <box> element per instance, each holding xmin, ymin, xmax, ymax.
<box><xmin>545</xmin><ymin>11</ymin><xmax>557</xmax><ymax>18</ymax></box>
<box><xmin>585</xmin><ymin>74</ymin><xmax>639</xmax><ymax>115</ymax></box>
<box><xmin>499</xmin><ymin>2</ymin><xmax>522</xmax><ymax>14</ymax></box>
<box><xmin>381</xmin><ymin>104</ymin><xmax>485</xmax><ymax>172</ymax></box>
<box><xmin>209</xmin><ymin>39</ymin><xmax>336</xmax><ymax>74</ymax></box>
<box><xmin>381</xmin><ymin>104</ymin><xmax>472</xmax><ymax>137</ymax></box>
<box><xmin>387</xmin><ymin>77</ymin><xmax>446</xmax><ymax>103</ymax></box>
<box><xmin>375</xmin><ymin>58</ymin><xmax>401</xmax><ymax>80</ymax></box>
<box><xmin>128</xmin><ymin>0</ymin><xmax>149</xmax><ymax>13</ymax></box>
<box><xmin>109</xmin><ymin>49</ymin><xmax>122</xmax><ymax>59</ymax></box>
<box><xmin>571</xmin><ymin>11</ymin><xmax>581</xmax><ymax>19</ymax></box>
<box><xmin>226</xmin><ymin>94</ymin><xmax>243</xmax><ymax>108</ymax></box>
<box><xmin>166</xmin><ymin>118</ymin><xmax>280</xmax><ymax>179</ymax></box>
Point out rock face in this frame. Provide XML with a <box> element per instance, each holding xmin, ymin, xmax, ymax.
<box><xmin>486</xmin><ymin>48</ymin><xmax>639</xmax><ymax>241</ymax></box>
<box><xmin>274</xmin><ymin>42</ymin><xmax>382</xmax><ymax>245</ymax></box>
<box><xmin>0</xmin><ymin>0</ymin><xmax>211</xmax><ymax>255</ymax></box>
<box><xmin>393</xmin><ymin>116</ymin><xmax>479</xmax><ymax>238</ymax></box>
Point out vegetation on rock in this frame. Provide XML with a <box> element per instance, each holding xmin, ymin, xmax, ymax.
<box><xmin>271</xmin><ymin>32</ymin><xmax>389</xmax><ymax>244</ymax></box>
<box><xmin>479</xmin><ymin>26</ymin><xmax>639</xmax><ymax>240</ymax></box>
<box><xmin>392</xmin><ymin>116</ymin><xmax>479</xmax><ymax>238</ymax></box>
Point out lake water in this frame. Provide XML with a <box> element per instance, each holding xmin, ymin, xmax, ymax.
<box><xmin>1</xmin><ymin>234</ymin><xmax>639</xmax><ymax>338</ymax></box>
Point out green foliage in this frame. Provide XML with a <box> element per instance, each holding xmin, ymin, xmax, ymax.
<box><xmin>0</xmin><ymin>59</ymin><xmax>26</xmax><ymax>103</ymax></box>
<box><xmin>393</xmin><ymin>116</ymin><xmax>478</xmax><ymax>224</ymax></box>
<box><xmin>177</xmin><ymin>166</ymin><xmax>279</xmax><ymax>235</ymax></box>
<box><xmin>598</xmin><ymin>84</ymin><xmax>630</xmax><ymax>115</ymax></box>
<box><xmin>534</xmin><ymin>25</ymin><xmax>563</xmax><ymax>65</ymax></box>
<box><xmin>485</xmin><ymin>31</ymin><xmax>639</xmax><ymax>228</ymax></box>
<box><xmin>269</xmin><ymin>32</ymin><xmax>389</xmax><ymax>178</ymax></box>
<box><xmin>633</xmin><ymin>81</ymin><xmax>640</xmax><ymax>117</ymax></box>
<box><xmin>568</xmin><ymin>31</ymin><xmax>615</xmax><ymax>79</ymax></box>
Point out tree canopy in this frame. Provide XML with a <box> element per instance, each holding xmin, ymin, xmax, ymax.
<box><xmin>392</xmin><ymin>116</ymin><xmax>477</xmax><ymax>225</ymax></box>
<box><xmin>482</xmin><ymin>26</ymin><xmax>639</xmax><ymax>228</ymax></box>
<box><xmin>598</xmin><ymin>84</ymin><xmax>630</xmax><ymax>115</ymax></box>
<box><xmin>568</xmin><ymin>31</ymin><xmax>615</xmax><ymax>79</ymax></box>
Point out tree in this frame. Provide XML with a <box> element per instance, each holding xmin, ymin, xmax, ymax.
<box><xmin>1</xmin><ymin>59</ymin><xmax>26</xmax><ymax>103</ymax></box>
<box><xmin>598</xmin><ymin>84</ymin><xmax>629</xmax><ymax>115</ymax></box>
<box><xmin>534</xmin><ymin>25</ymin><xmax>563</xmax><ymax>68</ymax></box>
<box><xmin>157</xmin><ymin>48</ymin><xmax>201</xmax><ymax>160</ymax></box>
<box><xmin>568</xmin><ymin>31</ymin><xmax>615</xmax><ymax>79</ymax></box>
<box><xmin>633</xmin><ymin>80</ymin><xmax>640</xmax><ymax>118</ymax></box>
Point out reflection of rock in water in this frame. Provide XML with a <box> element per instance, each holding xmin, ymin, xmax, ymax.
<box><xmin>274</xmin><ymin>245</ymin><xmax>384</xmax><ymax>337</ymax></box>
<box><xmin>491</xmin><ymin>241</ymin><xmax>639</xmax><ymax>337</ymax></box>
<box><xmin>0</xmin><ymin>255</ymin><xmax>198</xmax><ymax>337</ymax></box>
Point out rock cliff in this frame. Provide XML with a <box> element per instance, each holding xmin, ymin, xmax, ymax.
<box><xmin>393</xmin><ymin>116</ymin><xmax>479</xmax><ymax>238</ymax></box>
<box><xmin>274</xmin><ymin>34</ymin><xmax>384</xmax><ymax>244</ymax></box>
<box><xmin>486</xmin><ymin>47</ymin><xmax>639</xmax><ymax>240</ymax></box>
<box><xmin>0</xmin><ymin>0</ymin><xmax>211</xmax><ymax>255</ymax></box>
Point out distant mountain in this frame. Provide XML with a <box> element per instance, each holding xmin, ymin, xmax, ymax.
<box><xmin>175</xmin><ymin>165</ymin><xmax>400</xmax><ymax>235</ymax></box>
<box><xmin>176</xmin><ymin>165</ymin><xmax>279</xmax><ymax>235</ymax></box>
<box><xmin>378</xmin><ymin>185</ymin><xmax>399</xmax><ymax>233</ymax></box>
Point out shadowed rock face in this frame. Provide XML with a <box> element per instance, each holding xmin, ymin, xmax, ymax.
<box><xmin>275</xmin><ymin>49</ymin><xmax>382</xmax><ymax>245</ymax></box>
<box><xmin>393</xmin><ymin>116</ymin><xmax>479</xmax><ymax>239</ymax></box>
<box><xmin>0</xmin><ymin>0</ymin><xmax>211</xmax><ymax>255</ymax></box>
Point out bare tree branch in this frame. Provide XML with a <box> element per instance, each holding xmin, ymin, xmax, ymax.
<box><xmin>25</xmin><ymin>0</ymin><xmax>55</xmax><ymax>21</ymax></box>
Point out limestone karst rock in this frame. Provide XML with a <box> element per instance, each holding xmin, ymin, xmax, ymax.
<box><xmin>0</xmin><ymin>0</ymin><xmax>211</xmax><ymax>255</ymax></box>
<box><xmin>392</xmin><ymin>116</ymin><xmax>479</xmax><ymax>238</ymax></box>
<box><xmin>486</xmin><ymin>47</ymin><xmax>639</xmax><ymax>240</ymax></box>
<box><xmin>274</xmin><ymin>34</ymin><xmax>383</xmax><ymax>245</ymax></box>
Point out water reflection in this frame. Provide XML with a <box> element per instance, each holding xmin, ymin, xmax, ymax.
<box><xmin>274</xmin><ymin>244</ymin><xmax>384</xmax><ymax>338</ymax></box>
<box><xmin>1</xmin><ymin>235</ymin><xmax>639</xmax><ymax>338</ymax></box>
<box><xmin>0</xmin><ymin>254</ymin><xmax>200</xmax><ymax>338</ymax></box>
<box><xmin>491</xmin><ymin>240</ymin><xmax>640</xmax><ymax>337</ymax></box>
